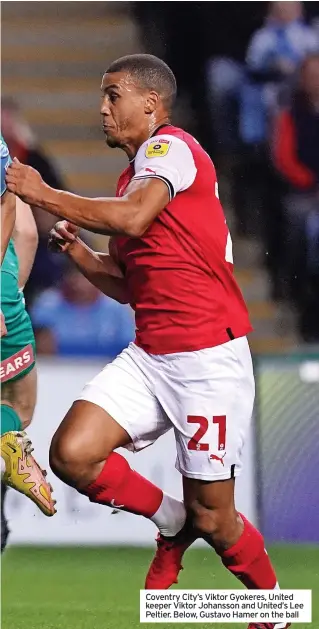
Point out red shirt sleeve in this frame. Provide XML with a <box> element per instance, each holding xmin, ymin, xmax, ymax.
<box><xmin>273</xmin><ymin>110</ymin><xmax>316</xmax><ymax>189</ymax></box>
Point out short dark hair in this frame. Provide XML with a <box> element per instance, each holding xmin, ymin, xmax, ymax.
<box><xmin>105</xmin><ymin>54</ymin><xmax>177</xmax><ymax>110</ymax></box>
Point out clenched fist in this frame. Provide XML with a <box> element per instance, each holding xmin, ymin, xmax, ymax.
<box><xmin>48</xmin><ymin>220</ymin><xmax>80</xmax><ymax>253</ymax></box>
<box><xmin>5</xmin><ymin>159</ymin><xmax>45</xmax><ymax>206</ymax></box>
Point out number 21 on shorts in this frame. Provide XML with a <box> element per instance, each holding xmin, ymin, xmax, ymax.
<box><xmin>187</xmin><ymin>415</ymin><xmax>226</xmax><ymax>451</ymax></box>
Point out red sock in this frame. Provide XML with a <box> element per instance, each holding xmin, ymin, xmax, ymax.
<box><xmin>85</xmin><ymin>452</ymin><xmax>163</xmax><ymax>518</ymax></box>
<box><xmin>218</xmin><ymin>514</ymin><xmax>277</xmax><ymax>589</ymax></box>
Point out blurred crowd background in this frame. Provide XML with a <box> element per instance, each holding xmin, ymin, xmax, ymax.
<box><xmin>2</xmin><ymin>0</ymin><xmax>319</xmax><ymax>357</ymax></box>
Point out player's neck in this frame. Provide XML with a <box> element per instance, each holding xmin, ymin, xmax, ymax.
<box><xmin>123</xmin><ymin>117</ymin><xmax>171</xmax><ymax>161</ymax></box>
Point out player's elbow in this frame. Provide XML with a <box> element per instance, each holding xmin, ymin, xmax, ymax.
<box><xmin>124</xmin><ymin>223</ymin><xmax>147</xmax><ymax>237</ymax></box>
<box><xmin>122</xmin><ymin>216</ymin><xmax>147</xmax><ymax>238</ymax></box>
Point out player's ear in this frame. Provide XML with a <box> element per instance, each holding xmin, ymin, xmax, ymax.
<box><xmin>144</xmin><ymin>91</ymin><xmax>158</xmax><ymax>114</ymax></box>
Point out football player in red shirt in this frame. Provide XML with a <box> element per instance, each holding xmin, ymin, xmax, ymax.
<box><xmin>6</xmin><ymin>54</ymin><xmax>288</xmax><ymax>629</ymax></box>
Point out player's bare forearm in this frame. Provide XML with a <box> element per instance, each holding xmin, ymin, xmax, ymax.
<box><xmin>67</xmin><ymin>238</ymin><xmax>129</xmax><ymax>304</ymax></box>
<box><xmin>6</xmin><ymin>161</ymin><xmax>170</xmax><ymax>237</ymax></box>
<box><xmin>1</xmin><ymin>191</ymin><xmax>16</xmax><ymax>265</ymax></box>
<box><xmin>38</xmin><ymin>185</ymin><xmax>139</xmax><ymax>235</ymax></box>
<box><xmin>13</xmin><ymin>198</ymin><xmax>38</xmax><ymax>288</ymax></box>
<box><xmin>36</xmin><ymin>179</ymin><xmax>168</xmax><ymax>237</ymax></box>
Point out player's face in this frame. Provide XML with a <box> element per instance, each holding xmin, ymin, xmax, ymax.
<box><xmin>100</xmin><ymin>71</ymin><xmax>150</xmax><ymax>149</ymax></box>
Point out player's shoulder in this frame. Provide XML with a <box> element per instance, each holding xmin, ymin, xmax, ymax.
<box><xmin>137</xmin><ymin>125</ymin><xmax>209</xmax><ymax>162</ymax></box>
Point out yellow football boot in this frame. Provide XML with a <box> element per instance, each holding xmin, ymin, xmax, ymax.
<box><xmin>1</xmin><ymin>431</ymin><xmax>56</xmax><ymax>516</ymax></box>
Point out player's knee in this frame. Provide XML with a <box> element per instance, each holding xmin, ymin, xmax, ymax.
<box><xmin>49</xmin><ymin>430</ymin><xmax>113</xmax><ymax>487</ymax></box>
<box><xmin>49</xmin><ymin>432</ymin><xmax>84</xmax><ymax>482</ymax></box>
<box><xmin>187</xmin><ymin>500</ymin><xmax>237</xmax><ymax>540</ymax></box>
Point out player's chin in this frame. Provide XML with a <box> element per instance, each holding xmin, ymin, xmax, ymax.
<box><xmin>105</xmin><ymin>134</ymin><xmax>120</xmax><ymax>149</ymax></box>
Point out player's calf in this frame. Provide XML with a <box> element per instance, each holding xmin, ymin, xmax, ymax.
<box><xmin>183</xmin><ymin>477</ymin><xmax>278</xmax><ymax>591</ymax></box>
<box><xmin>187</xmin><ymin>499</ymin><xmax>242</xmax><ymax>550</ymax></box>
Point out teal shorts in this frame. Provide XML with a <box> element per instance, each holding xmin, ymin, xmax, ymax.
<box><xmin>1</xmin><ymin>271</ymin><xmax>36</xmax><ymax>384</ymax></box>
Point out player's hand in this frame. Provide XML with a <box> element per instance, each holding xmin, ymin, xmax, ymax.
<box><xmin>48</xmin><ymin>220</ymin><xmax>80</xmax><ymax>253</ymax></box>
<box><xmin>5</xmin><ymin>159</ymin><xmax>45</xmax><ymax>206</ymax></box>
<box><xmin>0</xmin><ymin>311</ymin><xmax>7</xmax><ymax>337</ymax></box>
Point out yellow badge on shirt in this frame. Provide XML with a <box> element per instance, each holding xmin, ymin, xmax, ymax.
<box><xmin>145</xmin><ymin>139</ymin><xmax>171</xmax><ymax>158</ymax></box>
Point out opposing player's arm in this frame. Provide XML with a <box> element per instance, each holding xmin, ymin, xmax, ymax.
<box><xmin>1</xmin><ymin>190</ymin><xmax>16</xmax><ymax>265</ymax></box>
<box><xmin>13</xmin><ymin>197</ymin><xmax>39</xmax><ymax>288</ymax></box>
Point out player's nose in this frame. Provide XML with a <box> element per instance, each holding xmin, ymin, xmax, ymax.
<box><xmin>100</xmin><ymin>96</ymin><xmax>111</xmax><ymax>116</ymax></box>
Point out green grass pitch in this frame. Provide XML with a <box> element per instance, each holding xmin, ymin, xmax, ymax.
<box><xmin>2</xmin><ymin>545</ymin><xmax>318</xmax><ymax>629</ymax></box>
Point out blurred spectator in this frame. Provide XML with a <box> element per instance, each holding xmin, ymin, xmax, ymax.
<box><xmin>206</xmin><ymin>2</ymin><xmax>318</xmax><ymax>153</ymax></box>
<box><xmin>1</xmin><ymin>96</ymin><xmax>67</xmax><ymax>305</ymax></box>
<box><xmin>240</xmin><ymin>1</ymin><xmax>318</xmax><ymax>146</ymax></box>
<box><xmin>273</xmin><ymin>54</ymin><xmax>319</xmax><ymax>341</ymax></box>
<box><xmin>30</xmin><ymin>268</ymin><xmax>135</xmax><ymax>358</ymax></box>
<box><xmin>205</xmin><ymin>5</ymin><xmax>265</xmax><ymax>155</ymax></box>
<box><xmin>246</xmin><ymin>1</ymin><xmax>317</xmax><ymax>76</ymax></box>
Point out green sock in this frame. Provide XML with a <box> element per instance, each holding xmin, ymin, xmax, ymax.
<box><xmin>1</xmin><ymin>405</ymin><xmax>23</xmax><ymax>435</ymax></box>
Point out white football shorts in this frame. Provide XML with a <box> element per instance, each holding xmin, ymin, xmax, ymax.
<box><xmin>78</xmin><ymin>336</ymin><xmax>255</xmax><ymax>481</ymax></box>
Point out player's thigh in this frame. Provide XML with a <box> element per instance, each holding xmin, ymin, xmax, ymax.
<box><xmin>52</xmin><ymin>343</ymin><xmax>171</xmax><ymax>464</ymax></box>
<box><xmin>156</xmin><ymin>336</ymin><xmax>255</xmax><ymax>482</ymax></box>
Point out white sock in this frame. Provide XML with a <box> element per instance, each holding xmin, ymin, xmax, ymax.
<box><xmin>1</xmin><ymin>456</ymin><xmax>6</xmax><ymax>476</ymax></box>
<box><xmin>150</xmin><ymin>493</ymin><xmax>186</xmax><ymax>537</ymax></box>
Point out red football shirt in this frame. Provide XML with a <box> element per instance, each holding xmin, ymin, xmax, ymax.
<box><xmin>114</xmin><ymin>125</ymin><xmax>252</xmax><ymax>354</ymax></box>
